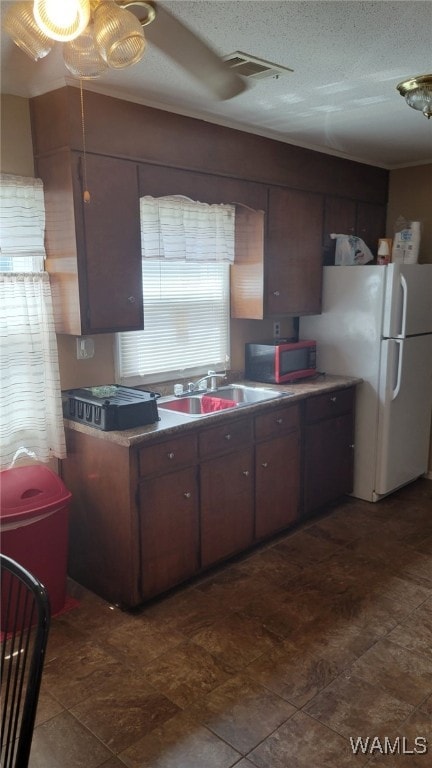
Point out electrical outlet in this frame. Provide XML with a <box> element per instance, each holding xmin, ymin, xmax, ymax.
<box><xmin>273</xmin><ymin>321</ymin><xmax>281</xmax><ymax>338</ymax></box>
<box><xmin>76</xmin><ymin>337</ymin><xmax>95</xmax><ymax>359</ymax></box>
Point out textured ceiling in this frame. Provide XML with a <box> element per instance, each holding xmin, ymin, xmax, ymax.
<box><xmin>1</xmin><ymin>0</ymin><xmax>431</xmax><ymax>169</ymax></box>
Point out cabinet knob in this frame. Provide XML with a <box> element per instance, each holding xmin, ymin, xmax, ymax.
<box><xmin>272</xmin><ymin>290</ymin><xmax>280</xmax><ymax>297</ymax></box>
<box><xmin>224</xmin><ymin>433</ymin><xmax>232</xmax><ymax>441</ymax></box>
<box><xmin>242</xmin><ymin>470</ymin><xmax>250</xmax><ymax>477</ymax></box>
<box><xmin>261</xmin><ymin>461</ymin><xmax>269</xmax><ymax>468</ymax></box>
<box><xmin>349</xmin><ymin>444</ymin><xmax>355</xmax><ymax>449</ymax></box>
<box><xmin>276</xmin><ymin>417</ymin><xmax>283</xmax><ymax>424</ymax></box>
<box><xmin>183</xmin><ymin>491</ymin><xmax>192</xmax><ymax>498</ymax></box>
<box><xmin>168</xmin><ymin>451</ymin><xmax>175</xmax><ymax>459</ymax></box>
<box><xmin>127</xmin><ymin>296</ymin><xmax>136</xmax><ymax>303</ymax></box>
<box><xmin>330</xmin><ymin>396</ymin><xmax>337</xmax><ymax>403</ymax></box>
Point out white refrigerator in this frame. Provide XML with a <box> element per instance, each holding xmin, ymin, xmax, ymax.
<box><xmin>300</xmin><ymin>264</ymin><xmax>432</xmax><ymax>502</ymax></box>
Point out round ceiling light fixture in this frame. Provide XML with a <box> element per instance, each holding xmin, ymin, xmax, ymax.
<box><xmin>397</xmin><ymin>74</ymin><xmax>432</xmax><ymax>119</ymax></box>
<box><xmin>33</xmin><ymin>0</ymin><xmax>91</xmax><ymax>42</ymax></box>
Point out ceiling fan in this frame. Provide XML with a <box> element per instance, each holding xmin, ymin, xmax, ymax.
<box><xmin>3</xmin><ymin>0</ymin><xmax>247</xmax><ymax>100</ymax></box>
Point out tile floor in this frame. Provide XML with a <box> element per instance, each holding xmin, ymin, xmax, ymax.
<box><xmin>29</xmin><ymin>478</ymin><xmax>432</xmax><ymax>767</ymax></box>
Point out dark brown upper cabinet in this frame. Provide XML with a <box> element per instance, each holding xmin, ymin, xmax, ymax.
<box><xmin>36</xmin><ymin>150</ymin><xmax>143</xmax><ymax>335</ymax></box>
<box><xmin>323</xmin><ymin>196</ymin><xmax>387</xmax><ymax>265</ymax></box>
<box><xmin>265</xmin><ymin>187</ymin><xmax>324</xmax><ymax>316</ymax></box>
<box><xmin>30</xmin><ymin>87</ymin><xmax>388</xmax><ymax>331</ymax></box>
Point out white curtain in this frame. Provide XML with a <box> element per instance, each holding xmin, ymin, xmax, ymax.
<box><xmin>0</xmin><ymin>173</ymin><xmax>46</xmax><ymax>271</ymax></box>
<box><xmin>0</xmin><ymin>174</ymin><xmax>66</xmax><ymax>468</ymax></box>
<box><xmin>140</xmin><ymin>195</ymin><xmax>235</xmax><ymax>261</ymax></box>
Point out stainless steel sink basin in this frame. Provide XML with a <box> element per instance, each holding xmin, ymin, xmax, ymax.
<box><xmin>215</xmin><ymin>385</ymin><xmax>285</xmax><ymax>404</ymax></box>
<box><xmin>158</xmin><ymin>384</ymin><xmax>290</xmax><ymax>418</ymax></box>
<box><xmin>158</xmin><ymin>395</ymin><xmax>214</xmax><ymax>416</ymax></box>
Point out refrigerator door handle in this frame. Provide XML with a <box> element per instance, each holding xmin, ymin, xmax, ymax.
<box><xmin>391</xmin><ymin>339</ymin><xmax>404</xmax><ymax>400</ymax></box>
<box><xmin>398</xmin><ymin>274</ymin><xmax>408</xmax><ymax>338</ymax></box>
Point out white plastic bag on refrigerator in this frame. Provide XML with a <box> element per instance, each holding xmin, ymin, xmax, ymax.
<box><xmin>330</xmin><ymin>233</ymin><xmax>374</xmax><ymax>265</ymax></box>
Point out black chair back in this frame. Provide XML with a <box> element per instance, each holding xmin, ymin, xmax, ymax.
<box><xmin>1</xmin><ymin>554</ymin><xmax>50</xmax><ymax>768</ymax></box>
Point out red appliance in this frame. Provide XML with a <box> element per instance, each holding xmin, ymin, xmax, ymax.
<box><xmin>0</xmin><ymin>465</ymin><xmax>71</xmax><ymax>618</ymax></box>
<box><xmin>245</xmin><ymin>339</ymin><xmax>317</xmax><ymax>384</ymax></box>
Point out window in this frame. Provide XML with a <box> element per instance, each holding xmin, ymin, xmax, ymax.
<box><xmin>116</xmin><ymin>196</ymin><xmax>234</xmax><ymax>385</ymax></box>
<box><xmin>0</xmin><ymin>174</ymin><xmax>66</xmax><ymax>467</ymax></box>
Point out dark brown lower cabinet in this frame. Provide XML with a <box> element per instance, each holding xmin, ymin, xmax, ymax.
<box><xmin>255</xmin><ymin>432</ymin><xmax>300</xmax><ymax>539</ymax></box>
<box><xmin>303</xmin><ymin>387</ymin><xmax>355</xmax><ymax>515</ymax></box>
<box><xmin>139</xmin><ymin>467</ymin><xmax>199</xmax><ymax>600</ymax></box>
<box><xmin>200</xmin><ymin>448</ymin><xmax>254</xmax><ymax>567</ymax></box>
<box><xmin>62</xmin><ymin>386</ymin><xmax>356</xmax><ymax>608</ymax></box>
<box><xmin>63</xmin><ymin>428</ymin><xmax>142</xmax><ymax>608</ymax></box>
<box><xmin>254</xmin><ymin>403</ymin><xmax>301</xmax><ymax>539</ymax></box>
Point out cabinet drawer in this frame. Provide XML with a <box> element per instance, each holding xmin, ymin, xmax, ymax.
<box><xmin>255</xmin><ymin>404</ymin><xmax>300</xmax><ymax>441</ymax></box>
<box><xmin>139</xmin><ymin>434</ymin><xmax>198</xmax><ymax>476</ymax></box>
<box><xmin>305</xmin><ymin>387</ymin><xmax>355</xmax><ymax>424</ymax></box>
<box><xmin>199</xmin><ymin>417</ymin><xmax>252</xmax><ymax>460</ymax></box>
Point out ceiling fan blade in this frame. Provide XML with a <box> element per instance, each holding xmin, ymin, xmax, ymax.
<box><xmin>145</xmin><ymin>3</ymin><xmax>247</xmax><ymax>101</ymax></box>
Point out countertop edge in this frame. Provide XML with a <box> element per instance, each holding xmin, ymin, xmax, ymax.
<box><xmin>63</xmin><ymin>374</ymin><xmax>362</xmax><ymax>448</ymax></box>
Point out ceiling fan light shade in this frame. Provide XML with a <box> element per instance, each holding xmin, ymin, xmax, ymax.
<box><xmin>33</xmin><ymin>0</ymin><xmax>90</xmax><ymax>42</ymax></box>
<box><xmin>4</xmin><ymin>1</ymin><xmax>53</xmax><ymax>61</ymax></box>
<box><xmin>94</xmin><ymin>1</ymin><xmax>146</xmax><ymax>68</ymax></box>
<box><xmin>63</xmin><ymin>25</ymin><xmax>108</xmax><ymax>79</ymax></box>
<box><xmin>397</xmin><ymin>74</ymin><xmax>432</xmax><ymax>119</ymax></box>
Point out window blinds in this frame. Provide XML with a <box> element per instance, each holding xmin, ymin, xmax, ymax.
<box><xmin>117</xmin><ymin>261</ymin><xmax>230</xmax><ymax>384</ymax></box>
<box><xmin>117</xmin><ymin>196</ymin><xmax>234</xmax><ymax>384</ymax></box>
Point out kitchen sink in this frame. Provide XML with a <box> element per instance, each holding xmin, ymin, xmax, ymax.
<box><xmin>158</xmin><ymin>384</ymin><xmax>290</xmax><ymax>418</ymax></box>
<box><xmin>158</xmin><ymin>395</ymin><xmax>211</xmax><ymax>416</ymax></box>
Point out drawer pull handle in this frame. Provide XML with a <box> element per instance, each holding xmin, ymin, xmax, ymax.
<box><xmin>330</xmin><ymin>396</ymin><xmax>337</xmax><ymax>403</ymax></box>
<box><xmin>224</xmin><ymin>433</ymin><xmax>232</xmax><ymax>440</ymax></box>
<box><xmin>183</xmin><ymin>491</ymin><xmax>191</xmax><ymax>499</ymax></box>
<box><xmin>272</xmin><ymin>290</ymin><xmax>280</xmax><ymax>296</ymax></box>
<box><xmin>261</xmin><ymin>462</ymin><xmax>269</xmax><ymax>468</ymax></box>
<box><xmin>242</xmin><ymin>470</ymin><xmax>250</xmax><ymax>477</ymax></box>
<box><xmin>168</xmin><ymin>451</ymin><xmax>175</xmax><ymax>459</ymax></box>
<box><xmin>128</xmin><ymin>296</ymin><xmax>136</xmax><ymax>303</ymax></box>
<box><xmin>276</xmin><ymin>417</ymin><xmax>283</xmax><ymax>424</ymax></box>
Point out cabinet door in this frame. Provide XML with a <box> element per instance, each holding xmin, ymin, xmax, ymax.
<box><xmin>73</xmin><ymin>153</ymin><xmax>143</xmax><ymax>333</ymax></box>
<box><xmin>200</xmin><ymin>448</ymin><xmax>254</xmax><ymax>567</ymax></box>
<box><xmin>139</xmin><ymin>467</ymin><xmax>199</xmax><ymax>599</ymax></box>
<box><xmin>255</xmin><ymin>431</ymin><xmax>300</xmax><ymax>540</ymax></box>
<box><xmin>356</xmin><ymin>201</ymin><xmax>387</xmax><ymax>258</ymax></box>
<box><xmin>303</xmin><ymin>413</ymin><xmax>354</xmax><ymax>514</ymax></box>
<box><xmin>323</xmin><ymin>196</ymin><xmax>356</xmax><ymax>265</ymax></box>
<box><xmin>267</xmin><ymin>187</ymin><xmax>324</xmax><ymax>315</ymax></box>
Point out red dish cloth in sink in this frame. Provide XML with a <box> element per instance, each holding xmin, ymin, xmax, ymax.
<box><xmin>201</xmin><ymin>396</ymin><xmax>237</xmax><ymax>413</ymax></box>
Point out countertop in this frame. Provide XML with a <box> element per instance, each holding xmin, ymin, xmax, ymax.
<box><xmin>63</xmin><ymin>374</ymin><xmax>361</xmax><ymax>448</ymax></box>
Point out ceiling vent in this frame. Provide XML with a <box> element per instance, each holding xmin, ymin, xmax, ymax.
<box><xmin>223</xmin><ymin>51</ymin><xmax>294</xmax><ymax>80</ymax></box>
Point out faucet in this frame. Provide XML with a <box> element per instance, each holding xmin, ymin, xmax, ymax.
<box><xmin>187</xmin><ymin>370</ymin><xmax>226</xmax><ymax>393</ymax></box>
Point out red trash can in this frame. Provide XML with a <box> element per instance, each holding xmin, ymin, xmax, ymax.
<box><xmin>0</xmin><ymin>465</ymin><xmax>72</xmax><ymax>617</ymax></box>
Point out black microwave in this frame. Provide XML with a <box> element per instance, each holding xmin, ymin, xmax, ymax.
<box><xmin>245</xmin><ymin>339</ymin><xmax>317</xmax><ymax>384</ymax></box>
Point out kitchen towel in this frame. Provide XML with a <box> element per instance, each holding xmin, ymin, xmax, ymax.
<box><xmin>201</xmin><ymin>396</ymin><xmax>237</xmax><ymax>413</ymax></box>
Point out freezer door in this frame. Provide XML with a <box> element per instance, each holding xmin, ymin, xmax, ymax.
<box><xmin>383</xmin><ymin>263</ymin><xmax>432</xmax><ymax>338</ymax></box>
<box><xmin>375</xmin><ymin>334</ymin><xmax>432</xmax><ymax>498</ymax></box>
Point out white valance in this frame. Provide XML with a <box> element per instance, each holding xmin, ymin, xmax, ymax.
<box><xmin>140</xmin><ymin>195</ymin><xmax>235</xmax><ymax>262</ymax></box>
<box><xmin>0</xmin><ymin>173</ymin><xmax>45</xmax><ymax>271</ymax></box>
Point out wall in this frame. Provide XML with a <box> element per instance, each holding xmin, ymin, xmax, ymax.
<box><xmin>1</xmin><ymin>94</ymin><xmax>34</xmax><ymax>176</ymax></box>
